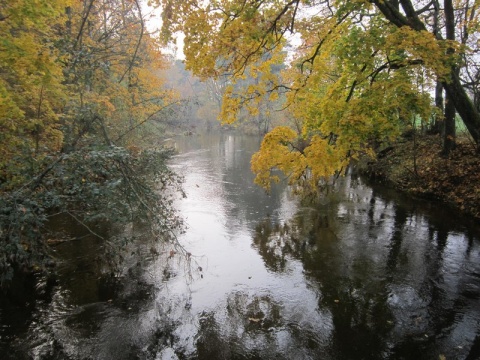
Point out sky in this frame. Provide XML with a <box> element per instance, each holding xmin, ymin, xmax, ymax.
<box><xmin>144</xmin><ymin>2</ymin><xmax>186</xmax><ymax>60</ymax></box>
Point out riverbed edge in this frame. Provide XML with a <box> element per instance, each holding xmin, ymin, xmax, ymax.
<box><xmin>360</xmin><ymin>134</ymin><xmax>480</xmax><ymax>222</ymax></box>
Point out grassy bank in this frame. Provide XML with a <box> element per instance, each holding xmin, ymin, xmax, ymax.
<box><xmin>366</xmin><ymin>135</ymin><xmax>480</xmax><ymax>220</ymax></box>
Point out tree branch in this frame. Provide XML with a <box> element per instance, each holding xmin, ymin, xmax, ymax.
<box><xmin>370</xmin><ymin>0</ymin><xmax>426</xmax><ymax>30</ymax></box>
<box><xmin>74</xmin><ymin>0</ymin><xmax>96</xmax><ymax>50</ymax></box>
<box><xmin>66</xmin><ymin>211</ymin><xmax>106</xmax><ymax>240</ymax></box>
<box><xmin>118</xmin><ymin>0</ymin><xmax>144</xmax><ymax>83</ymax></box>
<box><xmin>114</xmin><ymin>100</ymin><xmax>184</xmax><ymax>142</ymax></box>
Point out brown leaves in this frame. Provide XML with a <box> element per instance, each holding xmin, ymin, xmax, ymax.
<box><xmin>370</xmin><ymin>135</ymin><xmax>480</xmax><ymax>219</ymax></box>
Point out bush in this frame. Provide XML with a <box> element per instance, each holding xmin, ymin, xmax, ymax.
<box><xmin>0</xmin><ymin>145</ymin><xmax>184</xmax><ymax>288</ymax></box>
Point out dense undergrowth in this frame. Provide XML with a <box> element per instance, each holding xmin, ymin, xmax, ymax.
<box><xmin>0</xmin><ymin>147</ymin><xmax>185</xmax><ymax>290</ymax></box>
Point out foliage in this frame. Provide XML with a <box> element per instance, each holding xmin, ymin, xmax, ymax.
<box><xmin>58</xmin><ymin>0</ymin><xmax>178</xmax><ymax>148</ymax></box>
<box><xmin>251</xmin><ymin>126</ymin><xmax>348</xmax><ymax>191</ymax></box>
<box><xmin>0</xmin><ymin>146</ymin><xmax>183</xmax><ymax>285</ymax></box>
<box><xmin>0</xmin><ymin>0</ymin><xmax>69</xmax><ymax>188</ymax></box>
<box><xmin>0</xmin><ymin>0</ymin><xmax>184</xmax><ymax>287</ymax></box>
<box><xmin>159</xmin><ymin>0</ymin><xmax>480</xmax><ymax>192</ymax></box>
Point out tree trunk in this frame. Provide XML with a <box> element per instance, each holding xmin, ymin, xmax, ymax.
<box><xmin>442</xmin><ymin>0</ymin><xmax>456</xmax><ymax>155</ymax></box>
<box><xmin>430</xmin><ymin>81</ymin><xmax>444</xmax><ymax>134</ymax></box>
<box><xmin>442</xmin><ymin>75</ymin><xmax>480</xmax><ymax>147</ymax></box>
<box><xmin>442</xmin><ymin>95</ymin><xmax>456</xmax><ymax>156</ymax></box>
<box><xmin>430</xmin><ymin>1</ymin><xmax>443</xmax><ymax>135</ymax></box>
<box><xmin>371</xmin><ymin>0</ymin><xmax>480</xmax><ymax>149</ymax></box>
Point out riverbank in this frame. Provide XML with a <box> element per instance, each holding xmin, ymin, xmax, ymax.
<box><xmin>365</xmin><ymin>134</ymin><xmax>480</xmax><ymax>220</ymax></box>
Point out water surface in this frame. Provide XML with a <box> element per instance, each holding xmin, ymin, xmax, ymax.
<box><xmin>2</xmin><ymin>133</ymin><xmax>480</xmax><ymax>359</ymax></box>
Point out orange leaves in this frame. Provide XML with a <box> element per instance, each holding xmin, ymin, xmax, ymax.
<box><xmin>0</xmin><ymin>0</ymin><xmax>70</xmax><ymax>184</ymax></box>
<box><xmin>160</xmin><ymin>0</ymin><xmax>462</xmax><ymax>195</ymax></box>
<box><xmin>0</xmin><ymin>0</ymin><xmax>178</xmax><ymax>187</ymax></box>
<box><xmin>62</xmin><ymin>0</ymin><xmax>177</xmax><ymax>145</ymax></box>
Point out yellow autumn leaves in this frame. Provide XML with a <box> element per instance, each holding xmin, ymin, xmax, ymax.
<box><xmin>159</xmin><ymin>0</ymin><xmax>474</xmax><ymax>192</ymax></box>
<box><xmin>1</xmin><ymin>0</ymin><xmax>179</xmax><ymax>189</ymax></box>
<box><xmin>0</xmin><ymin>0</ymin><xmax>70</xmax><ymax>184</ymax></box>
<box><xmin>251</xmin><ymin>127</ymin><xmax>349</xmax><ymax>191</ymax></box>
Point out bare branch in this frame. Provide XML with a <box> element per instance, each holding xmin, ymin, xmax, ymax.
<box><xmin>74</xmin><ymin>0</ymin><xmax>96</xmax><ymax>49</ymax></box>
<box><xmin>118</xmin><ymin>0</ymin><xmax>144</xmax><ymax>83</ymax></box>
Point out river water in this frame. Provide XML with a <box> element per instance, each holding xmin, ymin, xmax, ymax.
<box><xmin>1</xmin><ymin>133</ymin><xmax>480</xmax><ymax>359</ymax></box>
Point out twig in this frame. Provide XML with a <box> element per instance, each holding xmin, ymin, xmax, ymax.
<box><xmin>66</xmin><ymin>211</ymin><xmax>106</xmax><ymax>240</ymax></box>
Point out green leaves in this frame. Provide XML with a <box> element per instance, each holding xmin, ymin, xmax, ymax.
<box><xmin>0</xmin><ymin>145</ymin><xmax>183</xmax><ymax>286</ymax></box>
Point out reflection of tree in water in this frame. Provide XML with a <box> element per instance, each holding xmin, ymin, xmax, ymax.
<box><xmin>252</xmin><ymin>220</ymin><xmax>292</xmax><ymax>272</ymax></box>
<box><xmin>253</xmin><ymin>206</ymin><xmax>394</xmax><ymax>359</ymax></box>
<box><xmin>251</xmin><ymin>176</ymin><xmax>480</xmax><ymax>359</ymax></box>
<box><xmin>195</xmin><ymin>291</ymin><xmax>325</xmax><ymax>359</ymax></box>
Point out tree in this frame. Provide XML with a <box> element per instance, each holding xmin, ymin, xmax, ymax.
<box><xmin>59</xmin><ymin>0</ymin><xmax>180</xmax><ymax>148</ymax></box>
<box><xmin>160</xmin><ymin>0</ymin><xmax>474</xmax><ymax>190</ymax></box>
<box><xmin>0</xmin><ymin>0</ymin><xmax>184</xmax><ymax>288</ymax></box>
<box><xmin>0</xmin><ymin>0</ymin><xmax>68</xmax><ymax>188</ymax></box>
<box><xmin>442</xmin><ymin>0</ymin><xmax>457</xmax><ymax>155</ymax></box>
<box><xmin>370</xmin><ymin>0</ymin><xmax>480</xmax><ymax>149</ymax></box>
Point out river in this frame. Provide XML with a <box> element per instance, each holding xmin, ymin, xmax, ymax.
<box><xmin>1</xmin><ymin>133</ymin><xmax>480</xmax><ymax>359</ymax></box>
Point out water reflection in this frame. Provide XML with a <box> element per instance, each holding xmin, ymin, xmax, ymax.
<box><xmin>252</xmin><ymin>171</ymin><xmax>480</xmax><ymax>359</ymax></box>
<box><xmin>195</xmin><ymin>291</ymin><xmax>331</xmax><ymax>359</ymax></box>
<box><xmin>2</xmin><ymin>133</ymin><xmax>480</xmax><ymax>360</ymax></box>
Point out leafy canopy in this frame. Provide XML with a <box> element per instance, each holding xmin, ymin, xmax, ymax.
<box><xmin>160</xmin><ymin>0</ymin><xmax>457</xmax><ymax>191</ymax></box>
